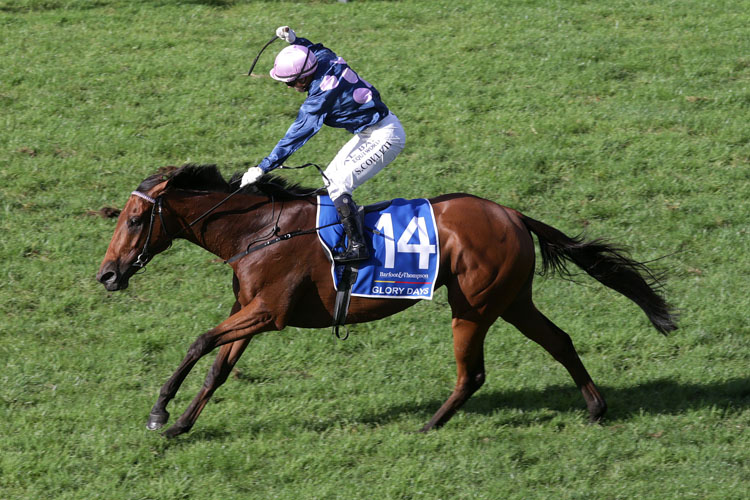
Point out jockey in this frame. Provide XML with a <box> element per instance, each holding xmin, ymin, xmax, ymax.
<box><xmin>241</xmin><ymin>26</ymin><xmax>406</xmax><ymax>263</ymax></box>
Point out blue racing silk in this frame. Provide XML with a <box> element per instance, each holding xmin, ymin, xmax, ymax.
<box><xmin>258</xmin><ymin>38</ymin><xmax>390</xmax><ymax>173</ymax></box>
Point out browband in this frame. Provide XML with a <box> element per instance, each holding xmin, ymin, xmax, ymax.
<box><xmin>131</xmin><ymin>191</ymin><xmax>156</xmax><ymax>204</ymax></box>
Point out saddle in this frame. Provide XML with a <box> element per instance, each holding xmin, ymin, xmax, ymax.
<box><xmin>331</xmin><ymin>198</ymin><xmax>437</xmax><ymax>340</ymax></box>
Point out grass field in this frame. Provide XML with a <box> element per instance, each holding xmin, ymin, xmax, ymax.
<box><xmin>1</xmin><ymin>0</ymin><xmax>749</xmax><ymax>498</ymax></box>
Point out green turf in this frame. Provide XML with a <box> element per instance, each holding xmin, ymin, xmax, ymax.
<box><xmin>1</xmin><ymin>0</ymin><xmax>748</xmax><ymax>499</ymax></box>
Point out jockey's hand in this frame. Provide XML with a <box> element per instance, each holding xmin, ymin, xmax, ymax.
<box><xmin>240</xmin><ymin>166</ymin><xmax>264</xmax><ymax>187</ymax></box>
<box><xmin>276</xmin><ymin>26</ymin><xmax>296</xmax><ymax>43</ymax></box>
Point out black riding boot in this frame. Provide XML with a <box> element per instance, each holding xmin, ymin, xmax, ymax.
<box><xmin>333</xmin><ymin>194</ymin><xmax>370</xmax><ymax>263</ymax></box>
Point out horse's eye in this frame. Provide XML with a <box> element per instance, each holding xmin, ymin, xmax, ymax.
<box><xmin>128</xmin><ymin>216</ymin><xmax>142</xmax><ymax>228</ymax></box>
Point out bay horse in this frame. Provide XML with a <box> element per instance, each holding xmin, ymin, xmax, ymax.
<box><xmin>96</xmin><ymin>164</ymin><xmax>676</xmax><ymax>438</ymax></box>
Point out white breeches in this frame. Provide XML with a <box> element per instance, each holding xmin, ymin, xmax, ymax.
<box><xmin>324</xmin><ymin>113</ymin><xmax>406</xmax><ymax>201</ymax></box>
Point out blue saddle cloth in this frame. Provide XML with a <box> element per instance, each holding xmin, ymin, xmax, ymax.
<box><xmin>316</xmin><ymin>195</ymin><xmax>440</xmax><ymax>300</ymax></box>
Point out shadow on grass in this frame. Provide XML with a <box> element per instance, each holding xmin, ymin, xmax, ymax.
<box><xmin>162</xmin><ymin>377</ymin><xmax>749</xmax><ymax>440</ymax></box>
<box><xmin>352</xmin><ymin>377</ymin><xmax>750</xmax><ymax>428</ymax></box>
<box><xmin>470</xmin><ymin>377</ymin><xmax>749</xmax><ymax>419</ymax></box>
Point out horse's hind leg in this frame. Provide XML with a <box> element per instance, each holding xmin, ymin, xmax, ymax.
<box><xmin>501</xmin><ymin>293</ymin><xmax>607</xmax><ymax>422</ymax></box>
<box><xmin>420</xmin><ymin>316</ymin><xmax>490</xmax><ymax>432</ymax></box>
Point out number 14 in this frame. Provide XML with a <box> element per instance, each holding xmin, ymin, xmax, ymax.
<box><xmin>375</xmin><ymin>214</ymin><xmax>437</xmax><ymax>270</ymax></box>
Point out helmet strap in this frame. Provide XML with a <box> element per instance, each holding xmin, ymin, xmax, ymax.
<box><xmin>289</xmin><ymin>47</ymin><xmax>312</xmax><ymax>83</ymax></box>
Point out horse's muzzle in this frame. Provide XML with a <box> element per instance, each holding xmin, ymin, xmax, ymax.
<box><xmin>96</xmin><ymin>260</ymin><xmax>131</xmax><ymax>291</ymax></box>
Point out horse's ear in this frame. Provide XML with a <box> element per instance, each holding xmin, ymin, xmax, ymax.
<box><xmin>157</xmin><ymin>165</ymin><xmax>184</xmax><ymax>193</ymax></box>
<box><xmin>158</xmin><ymin>166</ymin><xmax>180</xmax><ymax>182</ymax></box>
<box><xmin>148</xmin><ymin>179</ymin><xmax>171</xmax><ymax>199</ymax></box>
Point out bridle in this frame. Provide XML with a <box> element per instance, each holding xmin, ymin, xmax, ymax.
<box><xmin>130</xmin><ymin>191</ymin><xmax>170</xmax><ymax>270</ymax></box>
<box><xmin>127</xmin><ymin>167</ymin><xmax>333</xmax><ymax>272</ymax></box>
<box><xmin>129</xmin><ymin>187</ymin><xmax>244</xmax><ymax>270</ymax></box>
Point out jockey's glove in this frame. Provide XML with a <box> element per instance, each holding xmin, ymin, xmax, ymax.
<box><xmin>240</xmin><ymin>166</ymin><xmax>264</xmax><ymax>187</ymax></box>
<box><xmin>276</xmin><ymin>26</ymin><xmax>296</xmax><ymax>43</ymax></box>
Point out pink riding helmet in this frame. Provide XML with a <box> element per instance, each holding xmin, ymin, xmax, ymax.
<box><xmin>270</xmin><ymin>45</ymin><xmax>318</xmax><ymax>82</ymax></box>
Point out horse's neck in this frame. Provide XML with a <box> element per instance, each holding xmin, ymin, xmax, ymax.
<box><xmin>169</xmin><ymin>192</ymin><xmax>312</xmax><ymax>261</ymax></box>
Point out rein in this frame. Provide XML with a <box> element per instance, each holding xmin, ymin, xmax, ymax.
<box><xmin>224</xmin><ymin>221</ymin><xmax>337</xmax><ymax>264</ymax></box>
<box><xmin>129</xmin><ymin>164</ymin><xmax>331</xmax><ymax>270</ymax></box>
<box><xmin>130</xmin><ymin>186</ymin><xmax>243</xmax><ymax>270</ymax></box>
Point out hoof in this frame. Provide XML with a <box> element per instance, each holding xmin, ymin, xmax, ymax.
<box><xmin>588</xmin><ymin>413</ymin><xmax>606</xmax><ymax>425</ymax></box>
<box><xmin>163</xmin><ymin>422</ymin><xmax>190</xmax><ymax>439</ymax></box>
<box><xmin>146</xmin><ymin>410</ymin><xmax>170</xmax><ymax>431</ymax></box>
<box><xmin>587</xmin><ymin>401</ymin><xmax>607</xmax><ymax>423</ymax></box>
<box><xmin>587</xmin><ymin>407</ymin><xmax>607</xmax><ymax>424</ymax></box>
<box><xmin>417</xmin><ymin>423</ymin><xmax>436</xmax><ymax>433</ymax></box>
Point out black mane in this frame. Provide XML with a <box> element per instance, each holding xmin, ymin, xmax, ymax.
<box><xmin>137</xmin><ymin>164</ymin><xmax>324</xmax><ymax>200</ymax></box>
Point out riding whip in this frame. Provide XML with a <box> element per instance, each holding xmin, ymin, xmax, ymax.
<box><xmin>247</xmin><ymin>35</ymin><xmax>278</xmax><ymax>76</ymax></box>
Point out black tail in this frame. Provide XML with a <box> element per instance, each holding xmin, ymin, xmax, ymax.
<box><xmin>520</xmin><ymin>215</ymin><xmax>678</xmax><ymax>334</ymax></box>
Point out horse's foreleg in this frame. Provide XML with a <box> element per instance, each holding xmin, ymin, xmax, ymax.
<box><xmin>147</xmin><ymin>299</ymin><xmax>244</xmax><ymax>433</ymax></box>
<box><xmin>501</xmin><ymin>296</ymin><xmax>607</xmax><ymax>422</ymax></box>
<box><xmin>147</xmin><ymin>298</ymin><xmax>276</xmax><ymax>437</ymax></box>
<box><xmin>158</xmin><ymin>338</ymin><xmax>251</xmax><ymax>437</ymax></box>
<box><xmin>420</xmin><ymin>317</ymin><xmax>489</xmax><ymax>432</ymax></box>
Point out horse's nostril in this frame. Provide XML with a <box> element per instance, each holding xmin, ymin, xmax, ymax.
<box><xmin>98</xmin><ymin>271</ymin><xmax>115</xmax><ymax>284</ymax></box>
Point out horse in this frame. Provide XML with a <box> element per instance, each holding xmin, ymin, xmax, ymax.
<box><xmin>96</xmin><ymin>164</ymin><xmax>677</xmax><ymax>438</ymax></box>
